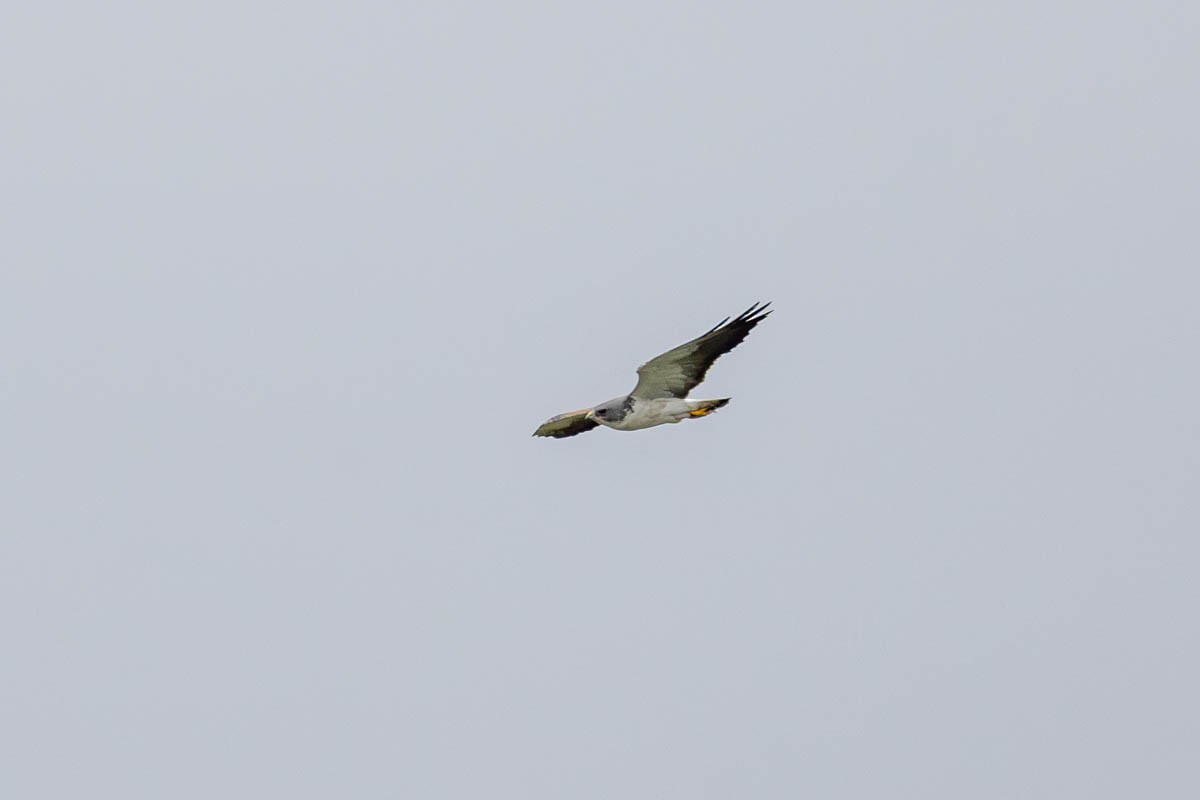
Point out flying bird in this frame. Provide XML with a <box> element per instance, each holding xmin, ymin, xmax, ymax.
<box><xmin>533</xmin><ymin>302</ymin><xmax>772</xmax><ymax>438</ymax></box>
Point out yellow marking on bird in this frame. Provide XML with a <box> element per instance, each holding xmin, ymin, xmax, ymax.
<box><xmin>689</xmin><ymin>408</ymin><xmax>711</xmax><ymax>417</ymax></box>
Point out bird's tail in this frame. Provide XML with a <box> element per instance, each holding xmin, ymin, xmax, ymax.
<box><xmin>687</xmin><ymin>398</ymin><xmax>731</xmax><ymax>417</ymax></box>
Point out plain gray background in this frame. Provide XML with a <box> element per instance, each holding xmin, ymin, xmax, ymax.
<box><xmin>4</xmin><ymin>2</ymin><xmax>1198</xmax><ymax>797</ymax></box>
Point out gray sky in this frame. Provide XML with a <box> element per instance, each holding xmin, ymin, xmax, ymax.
<box><xmin>4</xmin><ymin>2</ymin><xmax>1198</xmax><ymax>797</ymax></box>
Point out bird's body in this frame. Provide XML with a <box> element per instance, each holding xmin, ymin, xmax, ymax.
<box><xmin>533</xmin><ymin>303</ymin><xmax>771</xmax><ymax>439</ymax></box>
<box><xmin>591</xmin><ymin>396</ymin><xmax>730</xmax><ymax>432</ymax></box>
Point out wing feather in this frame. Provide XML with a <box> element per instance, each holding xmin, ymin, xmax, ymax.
<box><xmin>532</xmin><ymin>408</ymin><xmax>599</xmax><ymax>439</ymax></box>
<box><xmin>631</xmin><ymin>302</ymin><xmax>772</xmax><ymax>399</ymax></box>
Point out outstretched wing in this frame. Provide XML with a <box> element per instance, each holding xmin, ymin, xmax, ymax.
<box><xmin>631</xmin><ymin>302</ymin><xmax>772</xmax><ymax>399</ymax></box>
<box><xmin>533</xmin><ymin>408</ymin><xmax>598</xmax><ymax>438</ymax></box>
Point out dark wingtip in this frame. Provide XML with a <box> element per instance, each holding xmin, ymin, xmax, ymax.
<box><xmin>733</xmin><ymin>301</ymin><xmax>773</xmax><ymax>325</ymax></box>
<box><xmin>702</xmin><ymin>302</ymin><xmax>773</xmax><ymax>338</ymax></box>
<box><xmin>745</xmin><ymin>300</ymin><xmax>772</xmax><ymax>316</ymax></box>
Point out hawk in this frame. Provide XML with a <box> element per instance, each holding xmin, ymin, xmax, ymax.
<box><xmin>533</xmin><ymin>302</ymin><xmax>772</xmax><ymax>438</ymax></box>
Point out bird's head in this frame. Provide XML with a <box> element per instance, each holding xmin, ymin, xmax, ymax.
<box><xmin>586</xmin><ymin>397</ymin><xmax>630</xmax><ymax>426</ymax></box>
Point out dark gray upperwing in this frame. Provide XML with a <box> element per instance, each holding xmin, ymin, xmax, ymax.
<box><xmin>630</xmin><ymin>302</ymin><xmax>772</xmax><ymax>399</ymax></box>
<box><xmin>533</xmin><ymin>408</ymin><xmax>599</xmax><ymax>438</ymax></box>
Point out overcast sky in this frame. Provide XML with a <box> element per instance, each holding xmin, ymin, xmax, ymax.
<box><xmin>4</xmin><ymin>2</ymin><xmax>1198</xmax><ymax>797</ymax></box>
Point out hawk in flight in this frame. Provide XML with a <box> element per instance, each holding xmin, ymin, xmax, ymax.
<box><xmin>533</xmin><ymin>302</ymin><xmax>772</xmax><ymax>438</ymax></box>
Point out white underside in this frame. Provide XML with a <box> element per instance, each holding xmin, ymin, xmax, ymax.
<box><xmin>598</xmin><ymin>398</ymin><xmax>716</xmax><ymax>431</ymax></box>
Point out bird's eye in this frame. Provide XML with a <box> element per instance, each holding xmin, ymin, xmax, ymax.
<box><xmin>596</xmin><ymin>409</ymin><xmax>606</xmax><ymax>416</ymax></box>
